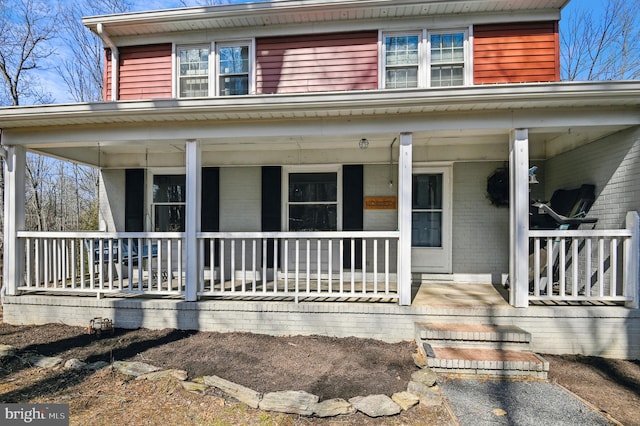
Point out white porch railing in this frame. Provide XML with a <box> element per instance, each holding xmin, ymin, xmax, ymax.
<box><xmin>528</xmin><ymin>227</ymin><xmax>637</xmax><ymax>305</ymax></box>
<box><xmin>17</xmin><ymin>232</ymin><xmax>185</xmax><ymax>296</ymax></box>
<box><xmin>197</xmin><ymin>231</ymin><xmax>400</xmax><ymax>301</ymax></box>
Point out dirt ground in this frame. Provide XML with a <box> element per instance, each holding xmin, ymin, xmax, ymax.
<box><xmin>1</xmin><ymin>321</ymin><xmax>639</xmax><ymax>425</ymax></box>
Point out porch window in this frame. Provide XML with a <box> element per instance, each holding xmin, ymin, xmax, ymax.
<box><xmin>383</xmin><ymin>33</ymin><xmax>421</xmax><ymax>89</ymax></box>
<box><xmin>153</xmin><ymin>175</ymin><xmax>185</xmax><ymax>232</ymax></box>
<box><xmin>429</xmin><ymin>32</ymin><xmax>466</xmax><ymax>87</ymax></box>
<box><xmin>288</xmin><ymin>173</ymin><xmax>338</xmax><ymax>231</ymax></box>
<box><xmin>412</xmin><ymin>174</ymin><xmax>443</xmax><ymax>247</ymax></box>
<box><xmin>177</xmin><ymin>46</ymin><xmax>209</xmax><ymax>97</ymax></box>
<box><xmin>217</xmin><ymin>42</ymin><xmax>251</xmax><ymax>96</ymax></box>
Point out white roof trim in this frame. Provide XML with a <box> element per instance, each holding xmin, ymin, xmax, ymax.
<box><xmin>83</xmin><ymin>0</ymin><xmax>569</xmax><ymax>37</ymax></box>
<box><xmin>0</xmin><ymin>82</ymin><xmax>638</xmax><ymax>129</ymax></box>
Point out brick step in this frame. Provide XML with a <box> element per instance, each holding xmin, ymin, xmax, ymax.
<box><xmin>417</xmin><ymin>323</ymin><xmax>531</xmax><ymax>344</ymax></box>
<box><xmin>426</xmin><ymin>346</ymin><xmax>549</xmax><ymax>379</ymax></box>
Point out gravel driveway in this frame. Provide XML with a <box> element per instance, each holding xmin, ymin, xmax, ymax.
<box><xmin>439</xmin><ymin>379</ymin><xmax>612</xmax><ymax>426</ymax></box>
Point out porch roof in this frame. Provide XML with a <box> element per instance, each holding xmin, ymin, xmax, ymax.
<box><xmin>1</xmin><ymin>82</ymin><xmax>638</xmax><ymax>129</ymax></box>
<box><xmin>82</xmin><ymin>0</ymin><xmax>569</xmax><ymax>39</ymax></box>
<box><xmin>1</xmin><ymin>81</ymin><xmax>639</xmax><ymax>167</ymax></box>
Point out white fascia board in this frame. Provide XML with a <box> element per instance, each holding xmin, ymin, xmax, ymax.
<box><xmin>1</xmin><ymin>82</ymin><xmax>639</xmax><ymax>130</ymax></box>
<box><xmin>109</xmin><ymin>10</ymin><xmax>560</xmax><ymax>48</ymax></box>
<box><xmin>83</xmin><ymin>0</ymin><xmax>566</xmax><ymax>38</ymax></box>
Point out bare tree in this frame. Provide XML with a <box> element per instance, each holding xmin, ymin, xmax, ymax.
<box><xmin>562</xmin><ymin>0</ymin><xmax>640</xmax><ymax>81</ymax></box>
<box><xmin>58</xmin><ymin>0</ymin><xmax>132</xmax><ymax>102</ymax></box>
<box><xmin>0</xmin><ymin>0</ymin><xmax>59</xmax><ymax>106</ymax></box>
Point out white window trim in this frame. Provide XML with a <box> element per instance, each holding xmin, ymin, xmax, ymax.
<box><xmin>426</xmin><ymin>28</ymin><xmax>471</xmax><ymax>87</ymax></box>
<box><xmin>175</xmin><ymin>39</ymin><xmax>255</xmax><ymax>98</ymax></box>
<box><xmin>146</xmin><ymin>168</ymin><xmax>186</xmax><ymax>232</ymax></box>
<box><xmin>174</xmin><ymin>44</ymin><xmax>212</xmax><ymax>99</ymax></box>
<box><xmin>380</xmin><ymin>27</ymin><xmax>471</xmax><ymax>89</ymax></box>
<box><xmin>282</xmin><ymin>165</ymin><xmax>343</xmax><ymax>232</ymax></box>
<box><xmin>379</xmin><ymin>30</ymin><xmax>424</xmax><ymax>90</ymax></box>
<box><xmin>214</xmin><ymin>39</ymin><xmax>255</xmax><ymax>96</ymax></box>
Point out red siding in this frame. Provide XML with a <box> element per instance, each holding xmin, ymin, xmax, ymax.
<box><xmin>104</xmin><ymin>44</ymin><xmax>173</xmax><ymax>101</ymax></box>
<box><xmin>256</xmin><ymin>32</ymin><xmax>378</xmax><ymax>94</ymax></box>
<box><xmin>473</xmin><ymin>22</ymin><xmax>559</xmax><ymax>84</ymax></box>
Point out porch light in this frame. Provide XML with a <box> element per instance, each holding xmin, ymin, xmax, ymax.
<box><xmin>359</xmin><ymin>138</ymin><xmax>369</xmax><ymax>149</ymax></box>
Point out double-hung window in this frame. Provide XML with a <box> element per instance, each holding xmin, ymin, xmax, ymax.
<box><xmin>152</xmin><ymin>175</ymin><xmax>185</xmax><ymax>232</ymax></box>
<box><xmin>429</xmin><ymin>32</ymin><xmax>466</xmax><ymax>87</ymax></box>
<box><xmin>287</xmin><ymin>172</ymin><xmax>338</xmax><ymax>231</ymax></box>
<box><xmin>217</xmin><ymin>42</ymin><xmax>250</xmax><ymax>96</ymax></box>
<box><xmin>177</xmin><ymin>46</ymin><xmax>209</xmax><ymax>98</ymax></box>
<box><xmin>383</xmin><ymin>33</ymin><xmax>421</xmax><ymax>89</ymax></box>
<box><xmin>176</xmin><ymin>41</ymin><xmax>252</xmax><ymax>98</ymax></box>
<box><xmin>382</xmin><ymin>29</ymin><xmax>468</xmax><ymax>89</ymax></box>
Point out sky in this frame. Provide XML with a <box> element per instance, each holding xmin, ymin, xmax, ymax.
<box><xmin>37</xmin><ymin>0</ymin><xmax>604</xmax><ymax>104</ymax></box>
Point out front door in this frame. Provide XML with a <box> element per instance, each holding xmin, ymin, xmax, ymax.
<box><xmin>411</xmin><ymin>167</ymin><xmax>452</xmax><ymax>273</ymax></box>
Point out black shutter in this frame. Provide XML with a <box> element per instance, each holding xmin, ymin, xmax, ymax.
<box><xmin>201</xmin><ymin>167</ymin><xmax>220</xmax><ymax>232</ymax></box>
<box><xmin>262</xmin><ymin>166</ymin><xmax>282</xmax><ymax>266</ymax></box>
<box><xmin>125</xmin><ymin>169</ymin><xmax>144</xmax><ymax>232</ymax></box>
<box><xmin>343</xmin><ymin>165</ymin><xmax>363</xmax><ymax>268</ymax></box>
<box><xmin>202</xmin><ymin>167</ymin><xmax>220</xmax><ymax>266</ymax></box>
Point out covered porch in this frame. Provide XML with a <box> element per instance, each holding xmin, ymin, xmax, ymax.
<box><xmin>2</xmin><ymin>83</ymin><xmax>640</xmax><ymax>311</ymax></box>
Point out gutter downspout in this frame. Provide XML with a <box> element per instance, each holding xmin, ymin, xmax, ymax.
<box><xmin>97</xmin><ymin>23</ymin><xmax>119</xmax><ymax>101</ymax></box>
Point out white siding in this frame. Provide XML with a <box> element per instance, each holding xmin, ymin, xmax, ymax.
<box><xmin>99</xmin><ymin>169</ymin><xmax>125</xmax><ymax>232</ymax></box>
<box><xmin>363</xmin><ymin>164</ymin><xmax>398</xmax><ymax>231</ymax></box>
<box><xmin>219</xmin><ymin>167</ymin><xmax>261</xmax><ymax>232</ymax></box>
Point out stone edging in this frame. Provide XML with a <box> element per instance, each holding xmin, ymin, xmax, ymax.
<box><xmin>0</xmin><ymin>344</ymin><xmax>442</xmax><ymax>419</ymax></box>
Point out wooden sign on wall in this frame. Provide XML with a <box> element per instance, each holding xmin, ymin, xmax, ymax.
<box><xmin>364</xmin><ymin>196</ymin><xmax>397</xmax><ymax>210</ymax></box>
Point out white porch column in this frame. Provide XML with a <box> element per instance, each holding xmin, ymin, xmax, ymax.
<box><xmin>398</xmin><ymin>132</ymin><xmax>413</xmax><ymax>306</ymax></box>
<box><xmin>625</xmin><ymin>211</ymin><xmax>640</xmax><ymax>309</ymax></box>
<box><xmin>3</xmin><ymin>145</ymin><xmax>26</xmax><ymax>296</ymax></box>
<box><xmin>185</xmin><ymin>140</ymin><xmax>201</xmax><ymax>302</ymax></box>
<box><xmin>509</xmin><ymin>129</ymin><xmax>529</xmax><ymax>308</ymax></box>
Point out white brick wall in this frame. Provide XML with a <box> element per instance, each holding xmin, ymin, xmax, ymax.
<box><xmin>545</xmin><ymin>126</ymin><xmax>640</xmax><ymax>229</ymax></box>
<box><xmin>452</xmin><ymin>162</ymin><xmax>509</xmax><ymax>275</ymax></box>
<box><xmin>3</xmin><ymin>295</ymin><xmax>639</xmax><ymax>359</ymax></box>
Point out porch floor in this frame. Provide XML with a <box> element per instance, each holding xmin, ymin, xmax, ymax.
<box><xmin>411</xmin><ymin>281</ymin><xmax>510</xmax><ymax>308</ymax></box>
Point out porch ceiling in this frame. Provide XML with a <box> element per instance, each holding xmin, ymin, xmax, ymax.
<box><xmin>1</xmin><ymin>82</ymin><xmax>638</xmax><ymax>167</ymax></box>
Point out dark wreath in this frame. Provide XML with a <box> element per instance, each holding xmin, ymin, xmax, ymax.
<box><xmin>486</xmin><ymin>167</ymin><xmax>509</xmax><ymax>207</ymax></box>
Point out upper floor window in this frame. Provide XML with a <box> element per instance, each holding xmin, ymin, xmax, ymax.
<box><xmin>176</xmin><ymin>41</ymin><xmax>253</xmax><ymax>98</ymax></box>
<box><xmin>217</xmin><ymin>43</ymin><xmax>250</xmax><ymax>96</ymax></box>
<box><xmin>382</xmin><ymin>29</ymin><xmax>468</xmax><ymax>89</ymax></box>
<box><xmin>384</xmin><ymin>33</ymin><xmax>421</xmax><ymax>89</ymax></box>
<box><xmin>429</xmin><ymin>32</ymin><xmax>465</xmax><ymax>87</ymax></box>
<box><xmin>177</xmin><ymin>46</ymin><xmax>209</xmax><ymax>98</ymax></box>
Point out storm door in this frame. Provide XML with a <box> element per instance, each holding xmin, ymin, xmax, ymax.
<box><xmin>411</xmin><ymin>167</ymin><xmax>452</xmax><ymax>273</ymax></box>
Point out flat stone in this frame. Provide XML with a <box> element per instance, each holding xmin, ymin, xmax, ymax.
<box><xmin>411</xmin><ymin>368</ymin><xmax>438</xmax><ymax>387</ymax></box>
<box><xmin>181</xmin><ymin>381</ymin><xmax>208</xmax><ymax>393</ymax></box>
<box><xmin>28</xmin><ymin>355</ymin><xmax>64</xmax><ymax>369</ymax></box>
<box><xmin>392</xmin><ymin>391</ymin><xmax>420</xmax><ymax>411</ymax></box>
<box><xmin>349</xmin><ymin>394</ymin><xmax>402</xmax><ymax>417</ymax></box>
<box><xmin>407</xmin><ymin>381</ymin><xmax>443</xmax><ymax>407</ymax></box>
<box><xmin>86</xmin><ymin>361</ymin><xmax>110</xmax><ymax>371</ymax></box>
<box><xmin>204</xmin><ymin>375</ymin><xmax>262</xmax><ymax>409</ymax></box>
<box><xmin>412</xmin><ymin>350</ymin><xmax>428</xmax><ymax>368</ymax></box>
<box><xmin>0</xmin><ymin>344</ymin><xmax>16</xmax><ymax>358</ymax></box>
<box><xmin>312</xmin><ymin>398</ymin><xmax>355</xmax><ymax>417</ymax></box>
<box><xmin>259</xmin><ymin>390</ymin><xmax>319</xmax><ymax>415</ymax></box>
<box><xmin>64</xmin><ymin>359</ymin><xmax>87</xmax><ymax>370</ymax></box>
<box><xmin>113</xmin><ymin>361</ymin><xmax>161</xmax><ymax>377</ymax></box>
<box><xmin>137</xmin><ymin>369</ymin><xmax>188</xmax><ymax>381</ymax></box>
